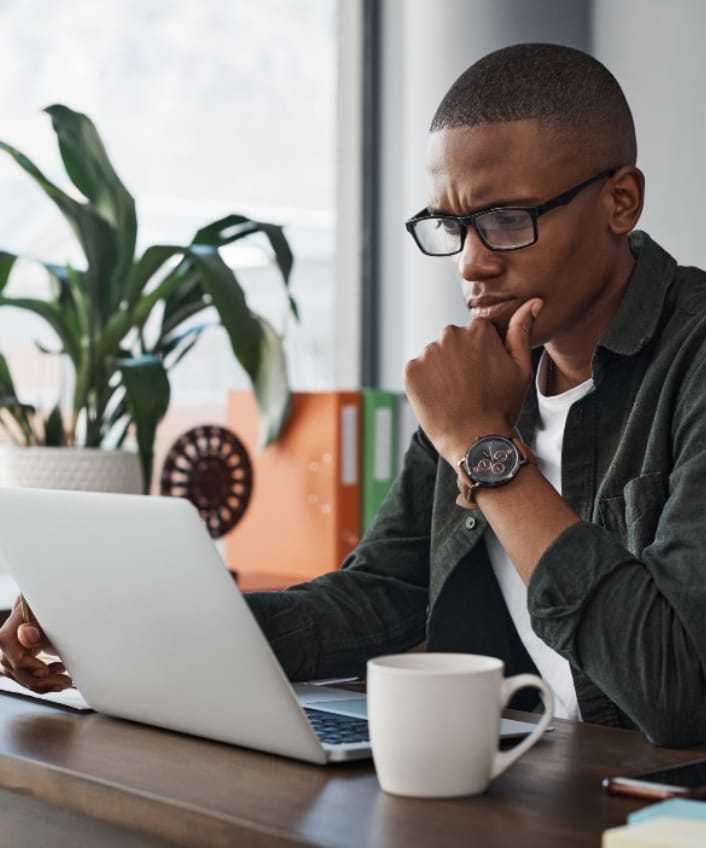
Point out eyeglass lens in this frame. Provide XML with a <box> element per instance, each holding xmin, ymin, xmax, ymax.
<box><xmin>413</xmin><ymin>209</ymin><xmax>535</xmax><ymax>255</ymax></box>
<box><xmin>476</xmin><ymin>210</ymin><xmax>535</xmax><ymax>249</ymax></box>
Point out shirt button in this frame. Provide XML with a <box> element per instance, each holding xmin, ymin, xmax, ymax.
<box><xmin>465</xmin><ymin>516</ymin><xmax>476</xmax><ymax>531</ymax></box>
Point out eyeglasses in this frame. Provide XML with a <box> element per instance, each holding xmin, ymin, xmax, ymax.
<box><xmin>405</xmin><ymin>169</ymin><xmax>617</xmax><ymax>255</ymax></box>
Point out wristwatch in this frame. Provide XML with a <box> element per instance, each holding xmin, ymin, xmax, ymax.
<box><xmin>457</xmin><ymin>434</ymin><xmax>535</xmax><ymax>503</ymax></box>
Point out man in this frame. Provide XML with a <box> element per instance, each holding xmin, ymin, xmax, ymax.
<box><xmin>2</xmin><ymin>43</ymin><xmax>705</xmax><ymax>747</ymax></box>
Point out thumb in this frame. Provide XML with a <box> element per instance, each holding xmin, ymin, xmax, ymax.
<box><xmin>18</xmin><ymin>622</ymin><xmax>42</xmax><ymax>650</ymax></box>
<box><xmin>505</xmin><ymin>298</ymin><xmax>543</xmax><ymax>373</ymax></box>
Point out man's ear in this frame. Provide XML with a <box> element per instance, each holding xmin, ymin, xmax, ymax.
<box><xmin>606</xmin><ymin>166</ymin><xmax>644</xmax><ymax>235</ymax></box>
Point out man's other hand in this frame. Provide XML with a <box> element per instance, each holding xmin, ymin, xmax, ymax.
<box><xmin>0</xmin><ymin>596</ymin><xmax>72</xmax><ymax>693</ymax></box>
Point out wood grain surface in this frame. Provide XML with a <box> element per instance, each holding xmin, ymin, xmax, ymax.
<box><xmin>0</xmin><ymin>694</ymin><xmax>703</xmax><ymax>847</ymax></box>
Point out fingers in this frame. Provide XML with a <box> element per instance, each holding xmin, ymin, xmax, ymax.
<box><xmin>505</xmin><ymin>298</ymin><xmax>543</xmax><ymax>376</ymax></box>
<box><xmin>1</xmin><ymin>649</ymin><xmax>72</xmax><ymax>692</ymax></box>
<box><xmin>17</xmin><ymin>621</ymin><xmax>43</xmax><ymax>651</ymax></box>
<box><xmin>0</xmin><ymin>600</ymin><xmax>72</xmax><ymax>693</ymax></box>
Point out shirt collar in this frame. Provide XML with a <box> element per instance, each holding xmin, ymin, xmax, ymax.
<box><xmin>598</xmin><ymin>231</ymin><xmax>677</xmax><ymax>356</ymax></box>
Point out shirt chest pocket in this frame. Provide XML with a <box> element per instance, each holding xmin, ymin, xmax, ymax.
<box><xmin>597</xmin><ymin>472</ymin><xmax>667</xmax><ymax>556</ymax></box>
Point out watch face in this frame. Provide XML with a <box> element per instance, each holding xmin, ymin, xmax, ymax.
<box><xmin>464</xmin><ymin>436</ymin><xmax>521</xmax><ymax>487</ymax></box>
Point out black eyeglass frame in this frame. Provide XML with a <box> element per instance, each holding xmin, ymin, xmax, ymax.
<box><xmin>405</xmin><ymin>168</ymin><xmax>618</xmax><ymax>255</ymax></box>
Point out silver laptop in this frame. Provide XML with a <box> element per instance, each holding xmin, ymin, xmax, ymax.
<box><xmin>0</xmin><ymin>487</ymin><xmax>542</xmax><ymax>764</ymax></box>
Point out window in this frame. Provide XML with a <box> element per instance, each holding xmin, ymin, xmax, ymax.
<box><xmin>0</xmin><ymin>0</ymin><xmax>339</xmax><ymax>437</ymax></box>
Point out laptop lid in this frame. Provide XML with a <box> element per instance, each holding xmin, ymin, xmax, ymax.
<box><xmin>0</xmin><ymin>487</ymin><xmax>368</xmax><ymax>764</ymax></box>
<box><xmin>0</xmin><ymin>488</ymin><xmax>546</xmax><ymax>762</ymax></box>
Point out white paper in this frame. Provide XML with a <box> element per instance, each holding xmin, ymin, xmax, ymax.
<box><xmin>0</xmin><ymin>674</ymin><xmax>93</xmax><ymax>711</ymax></box>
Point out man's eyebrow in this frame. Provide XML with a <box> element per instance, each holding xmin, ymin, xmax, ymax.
<box><xmin>427</xmin><ymin>195</ymin><xmax>536</xmax><ymax>216</ymax></box>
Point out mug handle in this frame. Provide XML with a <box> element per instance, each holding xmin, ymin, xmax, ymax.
<box><xmin>490</xmin><ymin>674</ymin><xmax>554</xmax><ymax>780</ymax></box>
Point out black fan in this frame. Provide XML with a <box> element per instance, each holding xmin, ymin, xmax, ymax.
<box><xmin>160</xmin><ymin>425</ymin><xmax>253</xmax><ymax>538</ymax></box>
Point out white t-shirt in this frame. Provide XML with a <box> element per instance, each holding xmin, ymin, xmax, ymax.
<box><xmin>485</xmin><ymin>353</ymin><xmax>594</xmax><ymax>720</ymax></box>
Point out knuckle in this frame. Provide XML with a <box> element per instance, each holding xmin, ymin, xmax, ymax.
<box><xmin>419</xmin><ymin>340</ymin><xmax>436</xmax><ymax>358</ymax></box>
<box><xmin>402</xmin><ymin>359</ymin><xmax>416</xmax><ymax>385</ymax></box>
<box><xmin>440</xmin><ymin>324</ymin><xmax>455</xmax><ymax>341</ymax></box>
<box><xmin>15</xmin><ymin>654</ymin><xmax>40</xmax><ymax>671</ymax></box>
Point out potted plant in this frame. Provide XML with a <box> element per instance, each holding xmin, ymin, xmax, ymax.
<box><xmin>0</xmin><ymin>105</ymin><xmax>297</xmax><ymax>492</ymax></box>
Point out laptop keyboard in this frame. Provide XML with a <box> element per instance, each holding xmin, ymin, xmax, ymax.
<box><xmin>303</xmin><ymin>707</ymin><xmax>369</xmax><ymax>746</ymax></box>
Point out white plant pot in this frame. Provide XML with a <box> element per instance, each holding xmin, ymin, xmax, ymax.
<box><xmin>0</xmin><ymin>446</ymin><xmax>143</xmax><ymax>494</ymax></box>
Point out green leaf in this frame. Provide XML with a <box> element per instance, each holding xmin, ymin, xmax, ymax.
<box><xmin>97</xmin><ymin>257</ymin><xmax>196</xmax><ymax>364</ymax></box>
<box><xmin>45</xmin><ymin>105</ymin><xmax>137</xmax><ymax>301</ymax></box>
<box><xmin>103</xmin><ymin>396</ymin><xmax>130</xmax><ymax>444</ymax></box>
<box><xmin>187</xmin><ymin>245</ymin><xmax>290</xmax><ymax>446</ymax></box>
<box><xmin>253</xmin><ymin>221</ymin><xmax>299</xmax><ymax>321</ymax></box>
<box><xmin>187</xmin><ymin>245</ymin><xmax>262</xmax><ymax>377</ymax></box>
<box><xmin>251</xmin><ymin>316</ymin><xmax>291</xmax><ymax>447</ymax></box>
<box><xmin>112</xmin><ymin>416</ymin><xmax>132</xmax><ymax>450</ymax></box>
<box><xmin>251</xmin><ymin>222</ymin><xmax>294</xmax><ymax>284</ymax></box>
<box><xmin>158</xmin><ymin>269</ymin><xmax>208</xmax><ymax>338</ymax></box>
<box><xmin>160</xmin><ymin>294</ymin><xmax>209</xmax><ymax>340</ymax></box>
<box><xmin>43</xmin><ymin>404</ymin><xmax>65</xmax><ymax>446</ymax></box>
<box><xmin>0</xmin><ymin>251</ymin><xmax>18</xmax><ymax>294</ymax></box>
<box><xmin>191</xmin><ymin>215</ymin><xmax>298</xmax><ymax>321</ymax></box>
<box><xmin>0</xmin><ymin>141</ymin><xmax>116</xmax><ymax>270</ymax></box>
<box><xmin>128</xmin><ymin>261</ymin><xmax>203</xmax><ymax>335</ymax></box>
<box><xmin>191</xmin><ymin>214</ymin><xmax>259</xmax><ymax>247</ymax></box>
<box><xmin>0</xmin><ymin>106</ymin><xmax>295</xmax><ymax>458</ymax></box>
<box><xmin>165</xmin><ymin>333</ymin><xmax>202</xmax><ymax>369</ymax></box>
<box><xmin>0</xmin><ymin>352</ymin><xmax>36</xmax><ymax>444</ymax></box>
<box><xmin>0</xmin><ymin>294</ymin><xmax>81</xmax><ymax>365</ymax></box>
<box><xmin>119</xmin><ymin>356</ymin><xmax>170</xmax><ymax>492</ymax></box>
<box><xmin>159</xmin><ymin>321</ymin><xmax>213</xmax><ymax>362</ymax></box>
<box><xmin>45</xmin><ymin>263</ymin><xmax>85</xmax><ymax>342</ymax></box>
<box><xmin>0</xmin><ymin>255</ymin><xmax>85</xmax><ymax>355</ymax></box>
<box><xmin>0</xmin><ymin>138</ymin><xmax>120</xmax><ymax>323</ymax></box>
<box><xmin>126</xmin><ymin>244</ymin><xmax>186</xmax><ymax>308</ymax></box>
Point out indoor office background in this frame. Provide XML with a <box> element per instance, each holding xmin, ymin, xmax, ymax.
<box><xmin>0</xmin><ymin>0</ymin><xmax>704</xmax><ymax>435</ymax></box>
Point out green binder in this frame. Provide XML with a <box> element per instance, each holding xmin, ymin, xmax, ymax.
<box><xmin>361</xmin><ymin>388</ymin><xmax>399</xmax><ymax>532</ymax></box>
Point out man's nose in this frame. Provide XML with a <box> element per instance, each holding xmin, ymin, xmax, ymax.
<box><xmin>455</xmin><ymin>227</ymin><xmax>504</xmax><ymax>281</ymax></box>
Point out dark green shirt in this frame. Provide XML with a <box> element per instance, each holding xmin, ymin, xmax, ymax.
<box><xmin>247</xmin><ymin>232</ymin><xmax>706</xmax><ymax>747</ymax></box>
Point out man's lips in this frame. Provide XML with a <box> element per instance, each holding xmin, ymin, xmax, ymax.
<box><xmin>467</xmin><ymin>296</ymin><xmax>521</xmax><ymax>323</ymax></box>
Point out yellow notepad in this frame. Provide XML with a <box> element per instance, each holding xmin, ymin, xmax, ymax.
<box><xmin>604</xmin><ymin>816</ymin><xmax>706</xmax><ymax>847</ymax></box>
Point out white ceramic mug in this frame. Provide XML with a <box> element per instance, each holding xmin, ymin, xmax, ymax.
<box><xmin>366</xmin><ymin>653</ymin><xmax>554</xmax><ymax>798</ymax></box>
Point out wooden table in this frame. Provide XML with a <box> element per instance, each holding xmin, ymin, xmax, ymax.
<box><xmin>0</xmin><ymin>693</ymin><xmax>702</xmax><ymax>847</ymax></box>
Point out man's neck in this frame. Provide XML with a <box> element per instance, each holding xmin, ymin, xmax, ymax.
<box><xmin>544</xmin><ymin>246</ymin><xmax>636</xmax><ymax>396</ymax></box>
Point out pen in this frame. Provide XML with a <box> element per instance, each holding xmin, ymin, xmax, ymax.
<box><xmin>19</xmin><ymin>593</ymin><xmax>32</xmax><ymax>624</ymax></box>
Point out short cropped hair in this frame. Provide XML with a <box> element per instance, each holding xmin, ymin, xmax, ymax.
<box><xmin>431</xmin><ymin>43</ymin><xmax>637</xmax><ymax>167</ymax></box>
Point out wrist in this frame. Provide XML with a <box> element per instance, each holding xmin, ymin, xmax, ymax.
<box><xmin>455</xmin><ymin>433</ymin><xmax>536</xmax><ymax>508</ymax></box>
<box><xmin>440</xmin><ymin>419</ymin><xmax>514</xmax><ymax>468</ymax></box>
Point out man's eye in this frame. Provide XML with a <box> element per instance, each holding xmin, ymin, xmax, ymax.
<box><xmin>438</xmin><ymin>218</ymin><xmax>460</xmax><ymax>234</ymax></box>
<box><xmin>489</xmin><ymin>212</ymin><xmax>529</xmax><ymax>229</ymax></box>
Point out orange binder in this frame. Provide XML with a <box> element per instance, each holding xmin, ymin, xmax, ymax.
<box><xmin>224</xmin><ymin>390</ymin><xmax>361</xmax><ymax>585</ymax></box>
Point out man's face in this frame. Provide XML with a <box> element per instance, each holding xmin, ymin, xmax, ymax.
<box><xmin>425</xmin><ymin>120</ymin><xmax>623</xmax><ymax>350</ymax></box>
